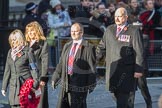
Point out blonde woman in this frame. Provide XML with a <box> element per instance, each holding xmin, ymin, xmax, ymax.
<box><xmin>25</xmin><ymin>21</ymin><xmax>49</xmax><ymax>108</ymax></box>
<box><xmin>1</xmin><ymin>29</ymin><xmax>39</xmax><ymax>108</ymax></box>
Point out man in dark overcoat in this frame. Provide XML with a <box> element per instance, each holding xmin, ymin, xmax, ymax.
<box><xmin>52</xmin><ymin>23</ymin><xmax>96</xmax><ymax>108</ymax></box>
<box><xmin>96</xmin><ymin>7</ymin><xmax>144</xmax><ymax>108</ymax></box>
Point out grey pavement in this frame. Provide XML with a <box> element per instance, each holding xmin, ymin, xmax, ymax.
<box><xmin>0</xmin><ymin>77</ymin><xmax>162</xmax><ymax>108</ymax></box>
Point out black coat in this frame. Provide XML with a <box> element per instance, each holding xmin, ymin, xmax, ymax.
<box><xmin>37</xmin><ymin>0</ymin><xmax>51</xmax><ymax>16</ymax></box>
<box><xmin>22</xmin><ymin>13</ymin><xmax>48</xmax><ymax>36</ymax></box>
<box><xmin>31</xmin><ymin>40</ymin><xmax>49</xmax><ymax>108</ymax></box>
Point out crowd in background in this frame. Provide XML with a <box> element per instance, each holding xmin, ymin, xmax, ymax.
<box><xmin>30</xmin><ymin>0</ymin><xmax>162</xmax><ymax>67</ymax></box>
<box><xmin>35</xmin><ymin>0</ymin><xmax>162</xmax><ymax>37</ymax></box>
<box><xmin>31</xmin><ymin>0</ymin><xmax>162</xmax><ymax>42</ymax></box>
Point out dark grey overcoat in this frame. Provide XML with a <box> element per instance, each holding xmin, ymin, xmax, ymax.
<box><xmin>97</xmin><ymin>24</ymin><xmax>144</xmax><ymax>93</ymax></box>
<box><xmin>32</xmin><ymin>40</ymin><xmax>49</xmax><ymax>108</ymax></box>
<box><xmin>52</xmin><ymin>40</ymin><xmax>96</xmax><ymax>108</ymax></box>
<box><xmin>1</xmin><ymin>47</ymin><xmax>32</xmax><ymax>106</ymax></box>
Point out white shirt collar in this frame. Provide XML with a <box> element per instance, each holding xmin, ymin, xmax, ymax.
<box><xmin>73</xmin><ymin>38</ymin><xmax>83</xmax><ymax>45</ymax></box>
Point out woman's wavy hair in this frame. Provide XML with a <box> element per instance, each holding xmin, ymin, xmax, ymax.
<box><xmin>25</xmin><ymin>21</ymin><xmax>46</xmax><ymax>42</ymax></box>
<box><xmin>9</xmin><ymin>29</ymin><xmax>27</xmax><ymax>48</ymax></box>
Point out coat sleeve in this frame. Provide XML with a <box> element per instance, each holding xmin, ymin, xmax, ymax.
<box><xmin>87</xmin><ymin>45</ymin><xmax>97</xmax><ymax>92</ymax></box>
<box><xmin>52</xmin><ymin>44</ymin><xmax>67</xmax><ymax>85</ymax></box>
<box><xmin>40</xmin><ymin>41</ymin><xmax>49</xmax><ymax>79</ymax></box>
<box><xmin>1</xmin><ymin>51</ymin><xmax>11</xmax><ymax>91</ymax></box>
<box><xmin>64</xmin><ymin>11</ymin><xmax>72</xmax><ymax>26</ymax></box>
<box><xmin>96</xmin><ymin>31</ymin><xmax>107</xmax><ymax>61</ymax></box>
<box><xmin>132</xmin><ymin>27</ymin><xmax>144</xmax><ymax>73</ymax></box>
<box><xmin>28</xmin><ymin>48</ymin><xmax>39</xmax><ymax>88</ymax></box>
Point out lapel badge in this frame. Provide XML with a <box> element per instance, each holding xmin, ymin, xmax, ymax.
<box><xmin>17</xmin><ymin>52</ymin><xmax>22</xmax><ymax>57</ymax></box>
<box><xmin>16</xmin><ymin>51</ymin><xmax>24</xmax><ymax>58</ymax></box>
<box><xmin>123</xmin><ymin>26</ymin><xmax>128</xmax><ymax>31</ymax></box>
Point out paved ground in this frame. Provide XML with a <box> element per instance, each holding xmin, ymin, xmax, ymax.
<box><xmin>0</xmin><ymin>77</ymin><xmax>162</xmax><ymax>108</ymax></box>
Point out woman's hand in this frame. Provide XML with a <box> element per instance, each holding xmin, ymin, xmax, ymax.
<box><xmin>1</xmin><ymin>90</ymin><xmax>6</xmax><ymax>96</ymax></box>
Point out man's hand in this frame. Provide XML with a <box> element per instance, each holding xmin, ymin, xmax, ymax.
<box><xmin>40</xmin><ymin>81</ymin><xmax>45</xmax><ymax>86</ymax></box>
<box><xmin>1</xmin><ymin>90</ymin><xmax>6</xmax><ymax>96</ymax></box>
<box><xmin>134</xmin><ymin>72</ymin><xmax>143</xmax><ymax>78</ymax></box>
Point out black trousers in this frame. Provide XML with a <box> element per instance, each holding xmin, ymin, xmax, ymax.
<box><xmin>128</xmin><ymin>76</ymin><xmax>152</xmax><ymax>108</ymax></box>
<box><xmin>114</xmin><ymin>92</ymin><xmax>130</xmax><ymax>108</ymax></box>
<box><xmin>11</xmin><ymin>105</ymin><xmax>20</xmax><ymax>108</ymax></box>
<box><xmin>127</xmin><ymin>35</ymin><xmax>152</xmax><ymax>108</ymax></box>
<box><xmin>61</xmin><ymin>92</ymin><xmax>87</xmax><ymax>108</ymax></box>
<box><xmin>38</xmin><ymin>84</ymin><xmax>49</xmax><ymax>108</ymax></box>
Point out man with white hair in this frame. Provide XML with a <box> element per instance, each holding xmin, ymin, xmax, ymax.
<box><xmin>96</xmin><ymin>7</ymin><xmax>144</xmax><ymax>108</ymax></box>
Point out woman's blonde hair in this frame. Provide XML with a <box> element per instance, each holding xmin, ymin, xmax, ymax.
<box><xmin>25</xmin><ymin>21</ymin><xmax>46</xmax><ymax>42</ymax></box>
<box><xmin>8</xmin><ymin>29</ymin><xmax>27</xmax><ymax>48</ymax></box>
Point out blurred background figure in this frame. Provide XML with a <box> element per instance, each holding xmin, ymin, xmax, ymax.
<box><xmin>38</xmin><ymin>0</ymin><xmax>52</xmax><ymax>19</ymax></box>
<box><xmin>116</xmin><ymin>1</ymin><xmax>129</xmax><ymax>9</ymax></box>
<box><xmin>107</xmin><ymin>3</ymin><xmax>116</xmax><ymax>24</ymax></box>
<box><xmin>90</xmin><ymin>2</ymin><xmax>111</xmax><ymax>37</ymax></box>
<box><xmin>127</xmin><ymin>0</ymin><xmax>143</xmax><ymax>24</ymax></box>
<box><xmin>90</xmin><ymin>2</ymin><xmax>111</xmax><ymax>27</ymax></box>
<box><xmin>139</xmin><ymin>0</ymin><xmax>161</xmax><ymax>54</ymax></box>
<box><xmin>75</xmin><ymin>0</ymin><xmax>94</xmax><ymax>18</ymax></box>
<box><xmin>48</xmin><ymin>0</ymin><xmax>72</xmax><ymax>37</ymax></box>
<box><xmin>47</xmin><ymin>0</ymin><xmax>71</xmax><ymax>69</ymax></box>
<box><xmin>152</xmin><ymin>0</ymin><xmax>162</xmax><ymax>10</ymax></box>
<box><xmin>93</xmin><ymin>0</ymin><xmax>102</xmax><ymax>8</ymax></box>
<box><xmin>22</xmin><ymin>2</ymin><xmax>48</xmax><ymax>36</ymax></box>
<box><xmin>37</xmin><ymin>0</ymin><xmax>53</xmax><ymax>69</ymax></box>
<box><xmin>37</xmin><ymin>0</ymin><xmax>52</xmax><ymax>28</ymax></box>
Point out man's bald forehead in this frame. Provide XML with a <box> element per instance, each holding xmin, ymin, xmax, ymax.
<box><xmin>72</xmin><ymin>23</ymin><xmax>80</xmax><ymax>28</ymax></box>
<box><xmin>71</xmin><ymin>23</ymin><xmax>84</xmax><ymax>32</ymax></box>
<box><xmin>115</xmin><ymin>7</ymin><xmax>128</xmax><ymax>16</ymax></box>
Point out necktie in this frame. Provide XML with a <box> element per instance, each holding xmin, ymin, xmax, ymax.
<box><xmin>116</xmin><ymin>27</ymin><xmax>121</xmax><ymax>36</ymax></box>
<box><xmin>68</xmin><ymin>43</ymin><xmax>78</xmax><ymax>75</ymax></box>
